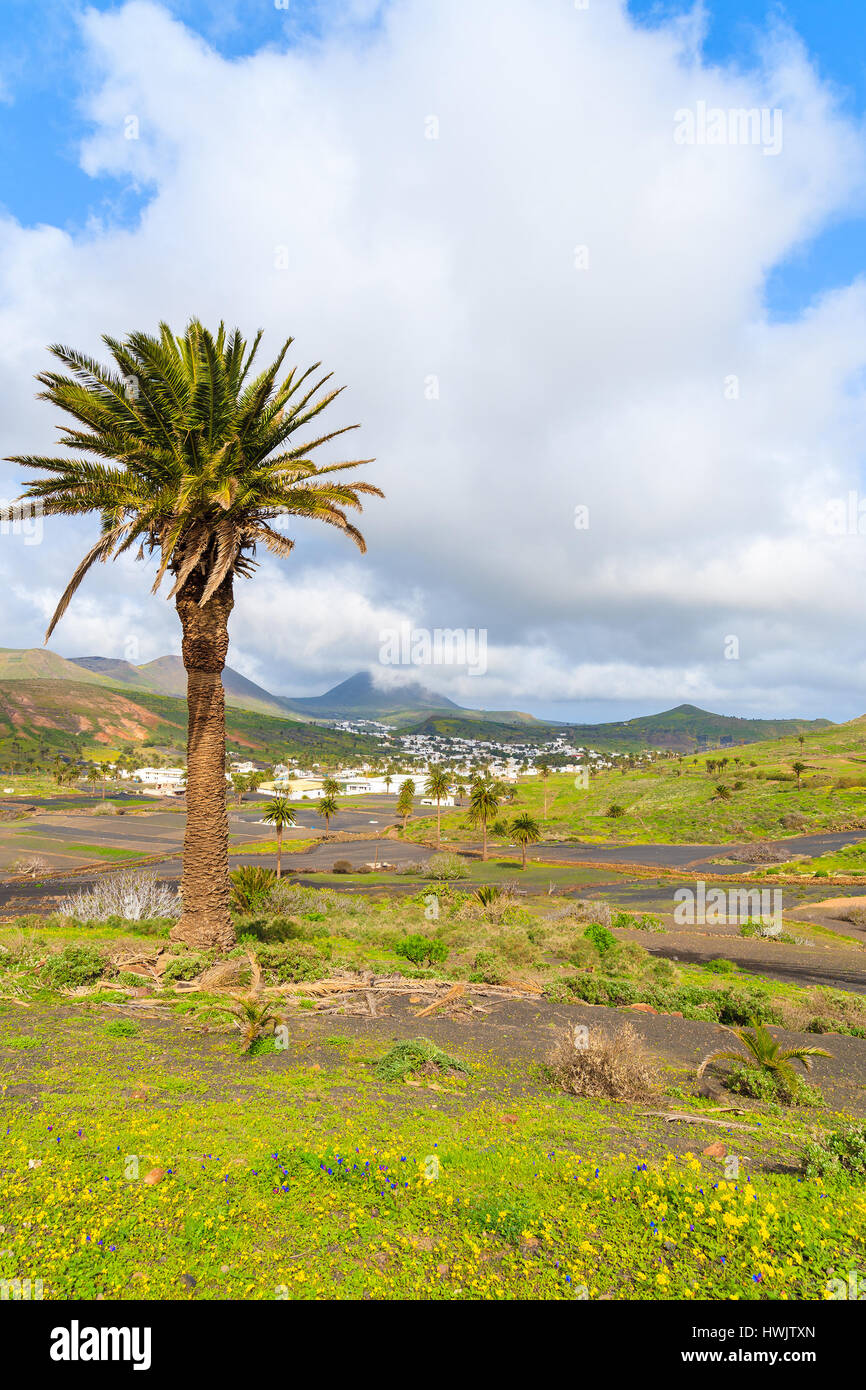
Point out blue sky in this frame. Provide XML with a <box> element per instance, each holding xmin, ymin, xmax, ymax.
<box><xmin>1</xmin><ymin>1</ymin><xmax>864</xmax><ymax>318</ymax></box>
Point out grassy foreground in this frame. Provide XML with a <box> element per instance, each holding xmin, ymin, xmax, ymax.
<box><xmin>2</xmin><ymin>1009</ymin><xmax>864</xmax><ymax>1302</ymax></box>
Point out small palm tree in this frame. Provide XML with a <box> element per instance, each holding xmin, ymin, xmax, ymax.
<box><xmin>86</xmin><ymin>765</ymin><xmax>102</xmax><ymax>797</ymax></box>
<box><xmin>424</xmin><ymin>767</ymin><xmax>451</xmax><ymax>848</ymax></box>
<box><xmin>538</xmin><ymin>763</ymin><xmax>552</xmax><ymax>818</ymax></box>
<box><xmin>261</xmin><ymin>795</ymin><xmax>296</xmax><ymax>878</ymax></box>
<box><xmin>467</xmin><ymin>777</ymin><xmax>502</xmax><ymax>862</ymax></box>
<box><xmin>698</xmin><ymin>1022</ymin><xmax>830</xmax><ymax>1097</ymax></box>
<box><xmin>606</xmin><ymin>803</ymin><xmax>625</xmax><ymax>819</ymax></box>
<box><xmin>511</xmin><ymin>812</ymin><xmax>541</xmax><ymax>869</ymax></box>
<box><xmin>791</xmin><ymin>760</ymin><xmax>807</xmax><ymax>790</ymax></box>
<box><xmin>317</xmin><ymin>794</ymin><xmax>339</xmax><ymax>831</ymax></box>
<box><xmin>396</xmin><ymin>778</ymin><xmax>415</xmax><ymax>828</ymax></box>
<box><xmin>714</xmin><ymin>783</ymin><xmax>733</xmax><ymax>801</ymax></box>
<box><xmin>231</xmin><ymin>772</ymin><xmax>250</xmax><ymax>807</ymax></box>
<box><xmin>10</xmin><ymin>320</ymin><xmax>381</xmax><ymax>950</ymax></box>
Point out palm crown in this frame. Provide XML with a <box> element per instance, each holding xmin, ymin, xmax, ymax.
<box><xmin>9</xmin><ymin>319</ymin><xmax>382</xmax><ymax>638</ymax></box>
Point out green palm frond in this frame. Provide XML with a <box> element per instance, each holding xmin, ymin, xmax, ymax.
<box><xmin>8</xmin><ymin>319</ymin><xmax>381</xmax><ymax>639</ymax></box>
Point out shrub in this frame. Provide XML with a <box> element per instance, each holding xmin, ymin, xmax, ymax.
<box><xmin>546</xmin><ymin>1022</ymin><xmax>659</xmax><ymax>1101</ymax></box>
<box><xmin>802</xmin><ymin>1123</ymin><xmax>866</xmax><ymax>1180</ymax></box>
<box><xmin>236</xmin><ymin>916</ymin><xmax>306</xmax><ymax>943</ymax></box>
<box><xmin>427</xmin><ymin>852</ymin><xmax>470</xmax><ymax>881</ymax></box>
<box><xmin>332</xmin><ymin>859</ymin><xmax>354</xmax><ymax>874</ymax></box>
<box><xmin>61</xmin><ymin>871</ymin><xmax>181</xmax><ymax>922</ymax></box>
<box><xmin>259</xmin><ymin>941</ymin><xmax>327</xmax><ymax>983</ymax></box>
<box><xmin>583</xmin><ymin>922</ymin><xmax>616</xmax><ymax>955</ymax></box>
<box><xmin>393</xmin><ymin>934</ymin><xmax>448</xmax><ymax>967</ymax></box>
<box><xmin>41</xmin><ymin>945</ymin><xmax>106</xmax><ymax>989</ymax></box>
<box><xmin>469</xmin><ymin>949</ymin><xmax>508</xmax><ymax>985</ymax></box>
<box><xmin>374</xmin><ymin>1037</ymin><xmax>466</xmax><ymax>1082</ymax></box>
<box><xmin>162</xmin><ymin>954</ymin><xmax>207</xmax><ymax>982</ymax></box>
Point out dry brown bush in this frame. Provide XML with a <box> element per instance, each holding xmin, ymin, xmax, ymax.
<box><xmin>546</xmin><ymin>1021</ymin><xmax>659</xmax><ymax>1101</ymax></box>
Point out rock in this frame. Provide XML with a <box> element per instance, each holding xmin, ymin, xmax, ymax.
<box><xmin>412</xmin><ymin>1236</ymin><xmax>434</xmax><ymax>1252</ymax></box>
<box><xmin>436</xmin><ymin>1263</ymin><xmax>449</xmax><ymax>1275</ymax></box>
<box><xmin>180</xmin><ymin>1273</ymin><xmax>197</xmax><ymax>1289</ymax></box>
<box><xmin>130</xmin><ymin>1090</ymin><xmax>148</xmax><ymax>1101</ymax></box>
<box><xmin>143</xmin><ymin>1167</ymin><xmax>165</xmax><ymax>1185</ymax></box>
<box><xmin>702</xmin><ymin>1141</ymin><xmax>727</xmax><ymax>1159</ymax></box>
<box><xmin>627</xmin><ymin>1003</ymin><xmax>657</xmax><ymax>1014</ymax></box>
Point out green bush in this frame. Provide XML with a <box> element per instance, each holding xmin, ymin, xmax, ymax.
<box><xmin>259</xmin><ymin>941</ymin><xmax>328</xmax><ymax>983</ymax></box>
<box><xmin>41</xmin><ymin>945</ymin><xmax>105</xmax><ymax>989</ymax></box>
<box><xmin>162</xmin><ymin>954</ymin><xmax>207</xmax><ymax>982</ymax></box>
<box><xmin>394</xmin><ymin>934</ymin><xmax>448</xmax><ymax>967</ymax></box>
<box><xmin>469</xmin><ymin>949</ymin><xmax>508</xmax><ymax>985</ymax></box>
<box><xmin>583</xmin><ymin>922</ymin><xmax>616</xmax><ymax>955</ymax></box>
<box><xmin>802</xmin><ymin>1123</ymin><xmax>866</xmax><ymax>1179</ymax></box>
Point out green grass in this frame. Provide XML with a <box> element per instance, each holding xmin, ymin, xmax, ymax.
<box><xmin>1</xmin><ymin>1004</ymin><xmax>863</xmax><ymax>1301</ymax></box>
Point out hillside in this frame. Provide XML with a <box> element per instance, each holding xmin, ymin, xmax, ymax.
<box><xmin>412</xmin><ymin>703</ymin><xmax>831</xmax><ymax>750</ymax></box>
<box><xmin>69</xmin><ymin>655</ymin><xmax>296</xmax><ymax>719</ymax></box>
<box><xmin>0</xmin><ymin>680</ymin><xmax>385</xmax><ymax>765</ymax></box>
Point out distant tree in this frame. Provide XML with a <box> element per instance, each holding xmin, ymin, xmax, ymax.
<box><xmin>424</xmin><ymin>767</ymin><xmax>451</xmax><ymax>848</ymax></box>
<box><xmin>468</xmin><ymin>777</ymin><xmax>502</xmax><ymax>862</ymax></box>
<box><xmin>322</xmin><ymin>776</ymin><xmax>340</xmax><ymax>796</ymax></box>
<box><xmin>511</xmin><ymin>812</ymin><xmax>541</xmax><ymax>869</ymax></box>
<box><xmin>538</xmin><ymin>763</ymin><xmax>552</xmax><ymax>818</ymax></box>
<box><xmin>86</xmin><ymin>765</ymin><xmax>102</xmax><ymax>797</ymax></box>
<box><xmin>791</xmin><ymin>760</ymin><xmax>807</xmax><ymax>790</ymax></box>
<box><xmin>396</xmin><ymin>778</ymin><xmax>416</xmax><ymax>829</ymax></box>
<box><xmin>231</xmin><ymin>772</ymin><xmax>250</xmax><ymax>806</ymax></box>
<box><xmin>261</xmin><ymin>795</ymin><xmax>296</xmax><ymax>878</ymax></box>
<box><xmin>317</xmin><ymin>793</ymin><xmax>339</xmax><ymax>830</ymax></box>
<box><xmin>98</xmin><ymin>760</ymin><xmax>112</xmax><ymax>800</ymax></box>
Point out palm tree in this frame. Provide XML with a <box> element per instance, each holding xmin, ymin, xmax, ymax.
<box><xmin>510</xmin><ymin>812</ymin><xmax>541</xmax><ymax>869</ymax></box>
<box><xmin>317</xmin><ymin>794</ymin><xmax>339</xmax><ymax>830</ymax></box>
<box><xmin>10</xmin><ymin>320</ymin><xmax>380</xmax><ymax>950</ymax></box>
<box><xmin>424</xmin><ymin>767</ymin><xmax>451</xmax><ymax>847</ymax></box>
<box><xmin>791</xmin><ymin>760</ymin><xmax>807</xmax><ymax>790</ymax></box>
<box><xmin>396</xmin><ymin>778</ymin><xmax>415</xmax><ymax>828</ymax></box>
<box><xmin>538</xmin><ymin>763</ymin><xmax>552</xmax><ymax>818</ymax></box>
<box><xmin>261</xmin><ymin>795</ymin><xmax>296</xmax><ymax>878</ymax></box>
<box><xmin>86</xmin><ymin>765</ymin><xmax>101</xmax><ymax>797</ymax></box>
<box><xmin>697</xmin><ymin>1022</ymin><xmax>830</xmax><ymax>1096</ymax></box>
<box><xmin>606</xmin><ymin>803</ymin><xmax>625</xmax><ymax>819</ymax></box>
<box><xmin>467</xmin><ymin>777</ymin><xmax>501</xmax><ymax>862</ymax></box>
<box><xmin>99</xmin><ymin>760</ymin><xmax>112</xmax><ymax>800</ymax></box>
<box><xmin>714</xmin><ymin>783</ymin><xmax>733</xmax><ymax>801</ymax></box>
<box><xmin>231</xmin><ymin>772</ymin><xmax>250</xmax><ymax>807</ymax></box>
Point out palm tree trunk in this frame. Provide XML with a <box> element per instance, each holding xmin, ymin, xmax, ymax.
<box><xmin>482</xmin><ymin>819</ymin><xmax>487</xmax><ymax>862</ymax></box>
<box><xmin>436</xmin><ymin>796</ymin><xmax>441</xmax><ymax>848</ymax></box>
<box><xmin>171</xmin><ymin>574</ymin><xmax>236</xmax><ymax>951</ymax></box>
<box><xmin>521</xmin><ymin>843</ymin><xmax>526</xmax><ymax>869</ymax></box>
<box><xmin>277</xmin><ymin>825</ymin><xmax>283</xmax><ymax>879</ymax></box>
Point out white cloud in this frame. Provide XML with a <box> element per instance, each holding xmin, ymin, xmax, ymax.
<box><xmin>1</xmin><ymin>0</ymin><xmax>866</xmax><ymax>719</ymax></box>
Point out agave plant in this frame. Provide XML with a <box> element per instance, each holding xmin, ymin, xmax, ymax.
<box><xmin>228</xmin><ymin>865</ymin><xmax>276</xmax><ymax>914</ymax></box>
<box><xmin>698</xmin><ymin>1021</ymin><xmax>831</xmax><ymax>1093</ymax></box>
<box><xmin>474</xmin><ymin>884</ymin><xmax>502</xmax><ymax>907</ymax></box>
